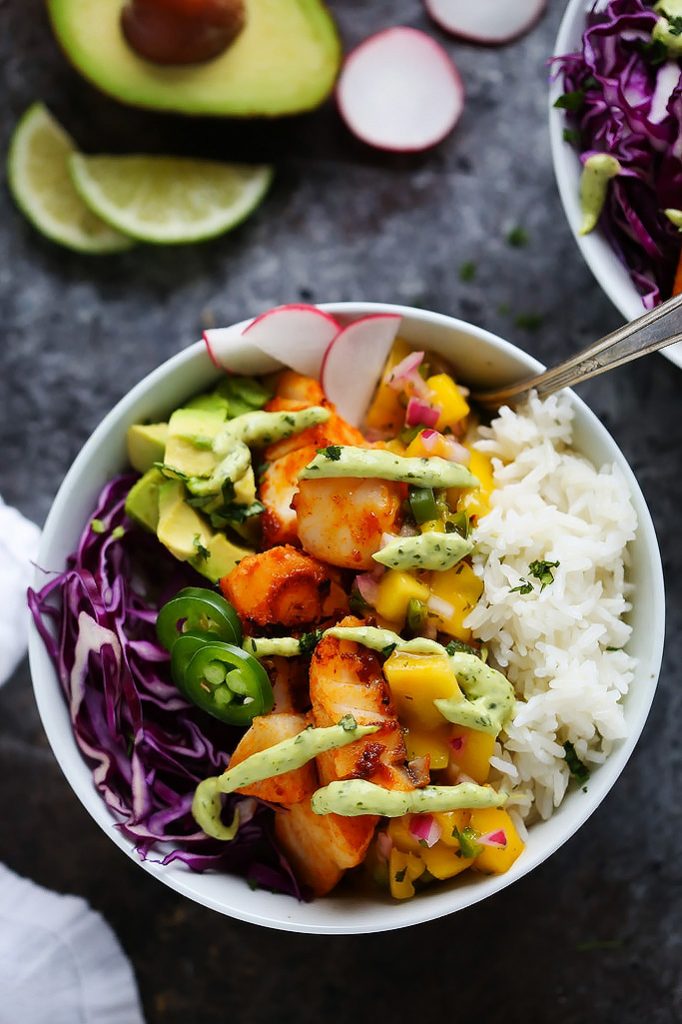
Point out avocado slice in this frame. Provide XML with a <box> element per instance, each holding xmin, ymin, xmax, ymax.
<box><xmin>125</xmin><ymin>467</ymin><xmax>165</xmax><ymax>532</ymax></box>
<box><xmin>183</xmin><ymin>392</ymin><xmax>230</xmax><ymax>414</ymax></box>
<box><xmin>47</xmin><ymin>0</ymin><xmax>341</xmax><ymax>117</ymax></box>
<box><xmin>190</xmin><ymin>531</ymin><xmax>250</xmax><ymax>583</ymax></box>
<box><xmin>157</xmin><ymin>479</ymin><xmax>212</xmax><ymax>561</ymax></box>
<box><xmin>164</xmin><ymin>407</ymin><xmax>225</xmax><ymax>479</ymax></box>
<box><xmin>127</xmin><ymin>423</ymin><xmax>168</xmax><ymax>474</ymax></box>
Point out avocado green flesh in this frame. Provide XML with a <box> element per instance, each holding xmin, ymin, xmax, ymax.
<box><xmin>125</xmin><ymin>467</ymin><xmax>165</xmax><ymax>532</ymax></box>
<box><xmin>127</xmin><ymin>423</ymin><xmax>168</xmax><ymax>474</ymax></box>
<box><xmin>164</xmin><ymin>407</ymin><xmax>226</xmax><ymax>478</ymax></box>
<box><xmin>47</xmin><ymin>0</ymin><xmax>341</xmax><ymax>117</ymax></box>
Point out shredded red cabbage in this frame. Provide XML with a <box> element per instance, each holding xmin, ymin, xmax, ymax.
<box><xmin>29</xmin><ymin>475</ymin><xmax>304</xmax><ymax>900</ymax></box>
<box><xmin>556</xmin><ymin>0</ymin><xmax>682</xmax><ymax>307</ymax></box>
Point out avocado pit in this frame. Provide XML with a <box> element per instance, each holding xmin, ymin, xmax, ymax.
<box><xmin>121</xmin><ymin>0</ymin><xmax>245</xmax><ymax>65</ymax></box>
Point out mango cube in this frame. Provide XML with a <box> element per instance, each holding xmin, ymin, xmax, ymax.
<box><xmin>387</xmin><ymin>815</ymin><xmax>422</xmax><ymax>854</ymax></box>
<box><xmin>450</xmin><ymin>449</ymin><xmax>496</xmax><ymax>519</ymax></box>
<box><xmin>375</xmin><ymin>570</ymin><xmax>429</xmax><ymax>627</ymax></box>
<box><xmin>428</xmin><ymin>563</ymin><xmax>483</xmax><ymax>642</ymax></box>
<box><xmin>406</xmin><ymin>725</ymin><xmax>451</xmax><ymax>770</ymax></box>
<box><xmin>426</xmin><ymin>374</ymin><xmax>470</xmax><ymax>432</ymax></box>
<box><xmin>448</xmin><ymin>726</ymin><xmax>495</xmax><ymax>784</ymax></box>
<box><xmin>384</xmin><ymin>651</ymin><xmax>462</xmax><ymax>729</ymax></box>
<box><xmin>365</xmin><ymin>339</ymin><xmax>412</xmax><ymax>433</ymax></box>
<box><xmin>419</xmin><ymin>842</ymin><xmax>474</xmax><ymax>880</ymax></box>
<box><xmin>433</xmin><ymin>809</ymin><xmax>472</xmax><ymax>849</ymax></box>
<box><xmin>389</xmin><ymin>847</ymin><xmax>425</xmax><ymax>899</ymax></box>
<box><xmin>405</xmin><ymin>430</ymin><xmax>453</xmax><ymax>461</ymax></box>
<box><xmin>469</xmin><ymin>808</ymin><xmax>525</xmax><ymax>875</ymax></box>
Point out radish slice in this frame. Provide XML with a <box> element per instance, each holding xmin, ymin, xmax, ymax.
<box><xmin>321</xmin><ymin>314</ymin><xmax>401</xmax><ymax>425</ymax></box>
<box><xmin>425</xmin><ymin>0</ymin><xmax>546</xmax><ymax>45</ymax></box>
<box><xmin>243</xmin><ymin>304</ymin><xmax>340</xmax><ymax>379</ymax></box>
<box><xmin>336</xmin><ymin>28</ymin><xmax>464</xmax><ymax>153</ymax></box>
<box><xmin>203</xmin><ymin>324</ymin><xmax>282</xmax><ymax>375</ymax></box>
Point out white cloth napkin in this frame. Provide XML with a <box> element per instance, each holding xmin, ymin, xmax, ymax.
<box><xmin>0</xmin><ymin>495</ymin><xmax>41</xmax><ymax>684</ymax></box>
<box><xmin>0</xmin><ymin>497</ymin><xmax>146</xmax><ymax>1024</ymax></box>
<box><xmin>0</xmin><ymin>865</ymin><xmax>146</xmax><ymax>1024</ymax></box>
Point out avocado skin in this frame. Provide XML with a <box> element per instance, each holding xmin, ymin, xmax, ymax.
<box><xmin>47</xmin><ymin>0</ymin><xmax>342</xmax><ymax>118</ymax></box>
<box><xmin>125</xmin><ymin>467</ymin><xmax>165</xmax><ymax>532</ymax></box>
<box><xmin>127</xmin><ymin>422</ymin><xmax>168</xmax><ymax>474</ymax></box>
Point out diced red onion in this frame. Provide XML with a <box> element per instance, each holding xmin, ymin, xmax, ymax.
<box><xmin>406</xmin><ymin>397</ymin><xmax>440</xmax><ymax>428</ymax></box>
<box><xmin>420</xmin><ymin>429</ymin><xmax>439</xmax><ymax>452</ymax></box>
<box><xmin>427</xmin><ymin>594</ymin><xmax>454</xmax><ymax>619</ymax></box>
<box><xmin>450</xmin><ymin>734</ymin><xmax>465</xmax><ymax>753</ymax></box>
<box><xmin>409</xmin><ymin>814</ymin><xmax>441</xmax><ymax>848</ymax></box>
<box><xmin>355</xmin><ymin>573</ymin><xmax>380</xmax><ymax>606</ymax></box>
<box><xmin>442</xmin><ymin>437</ymin><xmax>470</xmax><ymax>465</ymax></box>
<box><xmin>375</xmin><ymin>830</ymin><xmax>393</xmax><ymax>862</ymax></box>
<box><xmin>387</xmin><ymin>350</ymin><xmax>424</xmax><ymax>389</ymax></box>
<box><xmin>477</xmin><ymin>830</ymin><xmax>507</xmax><ymax>849</ymax></box>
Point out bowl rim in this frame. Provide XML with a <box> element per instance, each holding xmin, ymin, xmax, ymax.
<box><xmin>28</xmin><ymin>301</ymin><xmax>666</xmax><ymax>933</ymax></box>
<box><xmin>548</xmin><ymin>0</ymin><xmax>682</xmax><ymax>370</ymax></box>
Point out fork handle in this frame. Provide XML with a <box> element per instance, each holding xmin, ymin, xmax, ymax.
<box><xmin>478</xmin><ymin>290</ymin><xmax>682</xmax><ymax>407</ymax></box>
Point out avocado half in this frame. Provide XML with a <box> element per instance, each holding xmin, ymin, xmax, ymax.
<box><xmin>47</xmin><ymin>0</ymin><xmax>342</xmax><ymax>117</ymax></box>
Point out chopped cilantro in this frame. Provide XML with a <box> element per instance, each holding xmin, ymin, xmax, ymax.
<box><xmin>514</xmin><ymin>312</ymin><xmax>544</xmax><ymax>331</ymax></box>
<box><xmin>564</xmin><ymin>741</ymin><xmax>590</xmax><ymax>786</ymax></box>
<box><xmin>339</xmin><ymin>714</ymin><xmax>358</xmax><ymax>733</ymax></box>
<box><xmin>394</xmin><ymin>867</ymin><xmax>407</xmax><ymax>883</ymax></box>
<box><xmin>668</xmin><ymin>13</ymin><xmax>682</xmax><ymax>34</ymax></box>
<box><xmin>381</xmin><ymin>643</ymin><xmax>397</xmax><ymax>658</ymax></box>
<box><xmin>459</xmin><ymin>260</ymin><xmax>477</xmax><ymax>282</ymax></box>
<box><xmin>299</xmin><ymin>630</ymin><xmax>323</xmax><ymax>655</ymax></box>
<box><xmin>554</xmin><ymin>89</ymin><xmax>586</xmax><ymax>111</ymax></box>
<box><xmin>563</xmin><ymin>127</ymin><xmax>581</xmax><ymax>146</ymax></box>
<box><xmin>528</xmin><ymin>559</ymin><xmax>560</xmax><ymax>590</ymax></box>
<box><xmin>193</xmin><ymin>534</ymin><xmax>210</xmax><ymax>561</ymax></box>
<box><xmin>90</xmin><ymin>518</ymin><xmax>106</xmax><ymax>534</ymax></box>
<box><xmin>510</xmin><ymin>578</ymin><xmax>533</xmax><ymax>595</ymax></box>
<box><xmin>506</xmin><ymin>225</ymin><xmax>529</xmax><ymax>247</ymax></box>
<box><xmin>445</xmin><ymin>638</ymin><xmax>481</xmax><ymax>658</ymax></box>
<box><xmin>319</xmin><ymin>445</ymin><xmax>342</xmax><ymax>461</ymax></box>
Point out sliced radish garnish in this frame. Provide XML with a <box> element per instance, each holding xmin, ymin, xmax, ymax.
<box><xmin>336</xmin><ymin>28</ymin><xmax>464</xmax><ymax>153</ymax></box>
<box><xmin>203</xmin><ymin>324</ymin><xmax>282</xmax><ymax>375</ymax></box>
<box><xmin>425</xmin><ymin>0</ymin><xmax>546</xmax><ymax>45</ymax></box>
<box><xmin>243</xmin><ymin>304</ymin><xmax>340</xmax><ymax>379</ymax></box>
<box><xmin>321</xmin><ymin>313</ymin><xmax>401</xmax><ymax>425</ymax></box>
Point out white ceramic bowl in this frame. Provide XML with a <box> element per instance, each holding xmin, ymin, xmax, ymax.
<box><xmin>28</xmin><ymin>302</ymin><xmax>665</xmax><ymax>934</ymax></box>
<box><xmin>549</xmin><ymin>0</ymin><xmax>682</xmax><ymax>370</ymax></box>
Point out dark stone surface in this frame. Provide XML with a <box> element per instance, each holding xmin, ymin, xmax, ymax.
<box><xmin>1</xmin><ymin>1</ymin><xmax>680</xmax><ymax>1021</ymax></box>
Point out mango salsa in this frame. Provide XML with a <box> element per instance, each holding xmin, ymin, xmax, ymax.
<box><xmin>469</xmin><ymin>808</ymin><xmax>525</xmax><ymax>875</ymax></box>
<box><xmin>389</xmin><ymin>847</ymin><xmax>425</xmax><ymax>899</ymax></box>
<box><xmin>375</xmin><ymin>570</ymin><xmax>429</xmax><ymax>627</ymax></box>
<box><xmin>405</xmin><ymin>725</ymin><xmax>451</xmax><ymax>770</ymax></box>
<box><xmin>428</xmin><ymin>563</ymin><xmax>483</xmax><ymax>642</ymax></box>
<box><xmin>365</xmin><ymin>339</ymin><xmax>412</xmax><ymax>433</ymax></box>
<box><xmin>405</xmin><ymin>430</ymin><xmax>454</xmax><ymax>461</ymax></box>
<box><xmin>419</xmin><ymin>843</ymin><xmax>475</xmax><ymax>880</ymax></box>
<box><xmin>426</xmin><ymin>373</ymin><xmax>470</xmax><ymax>432</ymax></box>
<box><xmin>384</xmin><ymin>651</ymin><xmax>462</xmax><ymax>729</ymax></box>
<box><xmin>448</xmin><ymin>725</ymin><xmax>495</xmax><ymax>784</ymax></box>
<box><xmin>454</xmin><ymin>449</ymin><xmax>496</xmax><ymax>519</ymax></box>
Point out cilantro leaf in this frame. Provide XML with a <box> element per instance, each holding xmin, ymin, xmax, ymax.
<box><xmin>563</xmin><ymin>741</ymin><xmax>590</xmax><ymax>786</ymax></box>
<box><xmin>299</xmin><ymin>630</ymin><xmax>323</xmax><ymax>655</ymax></box>
<box><xmin>318</xmin><ymin>445</ymin><xmax>342</xmax><ymax>461</ymax></box>
<box><xmin>510</xmin><ymin>579</ymin><xmax>533</xmax><ymax>595</ymax></box>
<box><xmin>528</xmin><ymin>559</ymin><xmax>560</xmax><ymax>590</ymax></box>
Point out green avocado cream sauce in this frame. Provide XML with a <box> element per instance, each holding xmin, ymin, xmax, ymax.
<box><xmin>192</xmin><ymin>717</ymin><xmax>379</xmax><ymax>840</ymax></box>
<box><xmin>311</xmin><ymin>780</ymin><xmax>506</xmax><ymax>817</ymax></box>
<box><xmin>373</xmin><ymin>531</ymin><xmax>474</xmax><ymax>571</ymax></box>
<box><xmin>245</xmin><ymin>625</ymin><xmax>515</xmax><ymax>738</ymax></box>
<box><xmin>300</xmin><ymin>446</ymin><xmax>479</xmax><ymax>489</ymax></box>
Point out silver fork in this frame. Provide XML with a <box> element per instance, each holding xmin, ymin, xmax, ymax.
<box><xmin>470</xmin><ymin>290</ymin><xmax>682</xmax><ymax>410</ymax></box>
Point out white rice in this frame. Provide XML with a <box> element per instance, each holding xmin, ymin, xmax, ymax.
<box><xmin>465</xmin><ymin>392</ymin><xmax>637</xmax><ymax>822</ymax></box>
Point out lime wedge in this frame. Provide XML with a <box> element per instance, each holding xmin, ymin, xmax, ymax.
<box><xmin>69</xmin><ymin>154</ymin><xmax>274</xmax><ymax>245</ymax></box>
<box><xmin>7</xmin><ymin>103</ymin><xmax>133</xmax><ymax>254</ymax></box>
